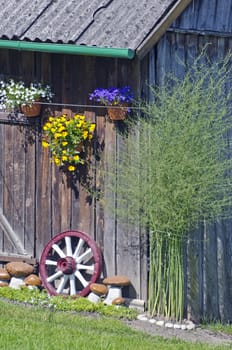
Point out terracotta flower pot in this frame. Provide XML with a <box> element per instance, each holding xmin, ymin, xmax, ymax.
<box><xmin>21</xmin><ymin>102</ymin><xmax>41</xmax><ymax>117</ymax></box>
<box><xmin>107</xmin><ymin>104</ymin><xmax>128</xmax><ymax>121</ymax></box>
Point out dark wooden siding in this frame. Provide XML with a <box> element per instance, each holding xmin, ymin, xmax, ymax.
<box><xmin>143</xmin><ymin>29</ymin><xmax>232</xmax><ymax>322</ymax></box>
<box><xmin>172</xmin><ymin>0</ymin><xmax>232</xmax><ymax>34</ymax></box>
<box><xmin>0</xmin><ymin>111</ymin><xmax>148</xmax><ymax>300</ymax></box>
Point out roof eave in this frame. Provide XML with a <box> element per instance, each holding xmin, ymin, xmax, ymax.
<box><xmin>0</xmin><ymin>40</ymin><xmax>135</xmax><ymax>59</ymax></box>
<box><xmin>136</xmin><ymin>0</ymin><xmax>192</xmax><ymax>59</ymax></box>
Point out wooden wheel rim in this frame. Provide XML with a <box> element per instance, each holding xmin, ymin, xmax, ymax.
<box><xmin>39</xmin><ymin>230</ymin><xmax>102</xmax><ymax>296</ymax></box>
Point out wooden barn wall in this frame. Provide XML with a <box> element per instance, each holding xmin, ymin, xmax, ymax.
<box><xmin>171</xmin><ymin>0</ymin><xmax>232</xmax><ymax>34</ymax></box>
<box><xmin>0</xmin><ymin>50</ymin><xmax>148</xmax><ymax>300</ymax></box>
<box><xmin>141</xmin><ymin>31</ymin><xmax>232</xmax><ymax>322</ymax></box>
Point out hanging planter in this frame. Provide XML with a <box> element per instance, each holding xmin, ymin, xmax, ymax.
<box><xmin>89</xmin><ymin>86</ymin><xmax>134</xmax><ymax>121</ymax></box>
<box><xmin>107</xmin><ymin>104</ymin><xmax>129</xmax><ymax>121</ymax></box>
<box><xmin>42</xmin><ymin>114</ymin><xmax>95</xmax><ymax>172</ymax></box>
<box><xmin>21</xmin><ymin>101</ymin><xmax>41</xmax><ymax>117</ymax></box>
<box><xmin>0</xmin><ymin>79</ymin><xmax>53</xmax><ymax>116</ymax></box>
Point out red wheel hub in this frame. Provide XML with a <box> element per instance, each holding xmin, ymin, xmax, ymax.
<box><xmin>57</xmin><ymin>256</ymin><xmax>76</xmax><ymax>275</ymax></box>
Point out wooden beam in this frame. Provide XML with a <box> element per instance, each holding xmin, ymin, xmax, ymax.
<box><xmin>0</xmin><ymin>253</ymin><xmax>37</xmax><ymax>265</ymax></box>
<box><xmin>136</xmin><ymin>0</ymin><xmax>192</xmax><ymax>59</ymax></box>
<box><xmin>0</xmin><ymin>210</ymin><xmax>26</xmax><ymax>255</ymax></box>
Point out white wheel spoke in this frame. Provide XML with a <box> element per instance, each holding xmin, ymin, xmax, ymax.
<box><xmin>77</xmin><ymin>263</ymin><xmax>94</xmax><ymax>272</ymax></box>
<box><xmin>56</xmin><ymin>275</ymin><xmax>68</xmax><ymax>294</ymax></box>
<box><xmin>52</xmin><ymin>243</ymin><xmax>66</xmax><ymax>258</ymax></box>
<box><xmin>73</xmin><ymin>238</ymin><xmax>84</xmax><ymax>259</ymax></box>
<box><xmin>65</xmin><ymin>236</ymin><xmax>72</xmax><ymax>256</ymax></box>
<box><xmin>76</xmin><ymin>248</ymin><xmax>92</xmax><ymax>263</ymax></box>
<box><xmin>69</xmin><ymin>275</ymin><xmax>76</xmax><ymax>295</ymax></box>
<box><xmin>45</xmin><ymin>259</ymin><xmax>57</xmax><ymax>266</ymax></box>
<box><xmin>47</xmin><ymin>270</ymin><xmax>63</xmax><ymax>283</ymax></box>
<box><xmin>75</xmin><ymin>270</ymin><xmax>88</xmax><ymax>287</ymax></box>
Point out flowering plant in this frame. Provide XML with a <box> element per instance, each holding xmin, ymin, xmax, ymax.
<box><xmin>89</xmin><ymin>86</ymin><xmax>134</xmax><ymax>106</ymax></box>
<box><xmin>0</xmin><ymin>79</ymin><xmax>53</xmax><ymax>111</ymax></box>
<box><xmin>42</xmin><ymin>114</ymin><xmax>95</xmax><ymax>172</ymax></box>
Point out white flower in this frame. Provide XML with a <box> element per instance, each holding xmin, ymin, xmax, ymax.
<box><xmin>0</xmin><ymin>79</ymin><xmax>53</xmax><ymax>110</ymax></box>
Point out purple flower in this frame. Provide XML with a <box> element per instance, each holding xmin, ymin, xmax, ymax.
<box><xmin>89</xmin><ymin>86</ymin><xmax>134</xmax><ymax>106</ymax></box>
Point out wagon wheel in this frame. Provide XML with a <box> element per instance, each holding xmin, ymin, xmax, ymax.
<box><xmin>39</xmin><ymin>230</ymin><xmax>102</xmax><ymax>297</ymax></box>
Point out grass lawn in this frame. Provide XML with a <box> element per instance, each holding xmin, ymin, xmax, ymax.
<box><xmin>0</xmin><ymin>300</ymin><xmax>229</xmax><ymax>350</ymax></box>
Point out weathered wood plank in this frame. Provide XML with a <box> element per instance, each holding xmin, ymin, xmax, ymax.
<box><xmin>12</xmin><ymin>123</ymin><xmax>26</xmax><ymax>254</ymax></box>
<box><xmin>186</xmin><ymin>226</ymin><xmax>204</xmax><ymax>323</ymax></box>
<box><xmin>35</xmin><ymin>133</ymin><xmax>52</xmax><ymax>257</ymax></box>
<box><xmin>0</xmin><ymin>122</ymin><xmax>4</xmax><ymax>251</ymax></box>
<box><xmin>0</xmin><ymin>254</ymin><xmax>36</xmax><ymax>265</ymax></box>
<box><xmin>24</xmin><ymin>122</ymin><xmax>38</xmax><ymax>256</ymax></box>
<box><xmin>204</xmin><ymin>221</ymin><xmax>219</xmax><ymax>320</ymax></box>
<box><xmin>95</xmin><ymin>115</ymin><xmax>106</xmax><ymax>258</ymax></box>
<box><xmin>3</xmin><ymin>124</ymin><xmax>15</xmax><ymax>254</ymax></box>
<box><xmin>103</xmin><ymin>118</ymin><xmax>117</xmax><ymax>277</ymax></box>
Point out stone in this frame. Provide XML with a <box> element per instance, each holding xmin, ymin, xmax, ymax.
<box><xmin>28</xmin><ymin>285</ymin><xmax>39</xmax><ymax>291</ymax></box>
<box><xmin>87</xmin><ymin>292</ymin><xmax>101</xmax><ymax>303</ymax></box>
<box><xmin>103</xmin><ymin>275</ymin><xmax>131</xmax><ymax>305</ymax></box>
<box><xmin>137</xmin><ymin>314</ymin><xmax>148</xmax><ymax>321</ymax></box>
<box><xmin>0</xmin><ymin>268</ymin><xmax>11</xmax><ymax>280</ymax></box>
<box><xmin>186</xmin><ymin>321</ymin><xmax>196</xmax><ymax>330</ymax></box>
<box><xmin>24</xmin><ymin>274</ymin><xmax>42</xmax><ymax>286</ymax></box>
<box><xmin>149</xmin><ymin>319</ymin><xmax>156</xmax><ymax>324</ymax></box>
<box><xmin>173</xmin><ymin>323</ymin><xmax>182</xmax><ymax>329</ymax></box>
<box><xmin>165</xmin><ymin>322</ymin><xmax>174</xmax><ymax>328</ymax></box>
<box><xmin>103</xmin><ymin>275</ymin><xmax>130</xmax><ymax>286</ymax></box>
<box><xmin>156</xmin><ymin>320</ymin><xmax>165</xmax><ymax>327</ymax></box>
<box><xmin>0</xmin><ymin>281</ymin><xmax>9</xmax><ymax>287</ymax></box>
<box><xmin>9</xmin><ymin>276</ymin><xmax>25</xmax><ymax>289</ymax></box>
<box><xmin>6</xmin><ymin>262</ymin><xmax>34</xmax><ymax>277</ymax></box>
<box><xmin>112</xmin><ymin>297</ymin><xmax>126</xmax><ymax>305</ymax></box>
<box><xmin>90</xmin><ymin>283</ymin><xmax>108</xmax><ymax>296</ymax></box>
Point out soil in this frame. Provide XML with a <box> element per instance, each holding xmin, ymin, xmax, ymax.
<box><xmin>123</xmin><ymin>318</ymin><xmax>232</xmax><ymax>346</ymax></box>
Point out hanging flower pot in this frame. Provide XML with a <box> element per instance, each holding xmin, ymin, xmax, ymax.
<box><xmin>0</xmin><ymin>79</ymin><xmax>53</xmax><ymax>115</ymax></box>
<box><xmin>21</xmin><ymin>102</ymin><xmax>41</xmax><ymax>117</ymax></box>
<box><xmin>107</xmin><ymin>104</ymin><xmax>128</xmax><ymax>121</ymax></box>
<box><xmin>42</xmin><ymin>114</ymin><xmax>96</xmax><ymax>172</ymax></box>
<box><xmin>89</xmin><ymin>86</ymin><xmax>134</xmax><ymax>122</ymax></box>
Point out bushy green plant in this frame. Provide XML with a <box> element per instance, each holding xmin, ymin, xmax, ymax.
<box><xmin>0</xmin><ymin>287</ymin><xmax>137</xmax><ymax>319</ymax></box>
<box><xmin>107</xmin><ymin>52</ymin><xmax>232</xmax><ymax>320</ymax></box>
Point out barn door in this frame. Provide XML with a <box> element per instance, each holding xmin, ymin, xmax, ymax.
<box><xmin>0</xmin><ymin>113</ymin><xmax>38</xmax><ymax>259</ymax></box>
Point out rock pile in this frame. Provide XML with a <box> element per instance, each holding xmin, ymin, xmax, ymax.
<box><xmin>0</xmin><ymin>262</ymin><xmax>41</xmax><ymax>290</ymax></box>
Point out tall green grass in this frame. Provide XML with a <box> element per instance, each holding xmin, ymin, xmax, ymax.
<box><xmin>107</xmin><ymin>52</ymin><xmax>232</xmax><ymax>320</ymax></box>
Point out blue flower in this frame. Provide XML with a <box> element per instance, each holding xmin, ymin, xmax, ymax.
<box><xmin>89</xmin><ymin>86</ymin><xmax>134</xmax><ymax>106</ymax></box>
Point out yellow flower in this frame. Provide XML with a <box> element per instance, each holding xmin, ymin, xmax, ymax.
<box><xmin>54</xmin><ymin>157</ymin><xmax>61</xmax><ymax>166</ymax></box>
<box><xmin>62</xmin><ymin>155</ymin><xmax>68</xmax><ymax>161</ymax></box>
<box><xmin>51</xmin><ymin>127</ymin><xmax>56</xmax><ymax>133</ymax></box>
<box><xmin>43</xmin><ymin>122</ymin><xmax>51</xmax><ymax>130</ymax></box>
<box><xmin>42</xmin><ymin>140</ymin><xmax>49</xmax><ymax>148</ymax></box>
<box><xmin>68</xmin><ymin>165</ymin><xmax>76</xmax><ymax>171</ymax></box>
<box><xmin>54</xmin><ymin>132</ymin><xmax>62</xmax><ymax>138</ymax></box>
<box><xmin>76</xmin><ymin>121</ymin><xmax>84</xmax><ymax>128</ymax></box>
<box><xmin>73</xmin><ymin>155</ymin><xmax>80</xmax><ymax>162</ymax></box>
<box><xmin>49</xmin><ymin>116</ymin><xmax>54</xmax><ymax>122</ymax></box>
<box><xmin>82</xmin><ymin>131</ymin><xmax>88</xmax><ymax>139</ymax></box>
<box><xmin>89</xmin><ymin>124</ymin><xmax>95</xmax><ymax>132</ymax></box>
<box><xmin>62</xmin><ymin>131</ymin><xmax>68</xmax><ymax>137</ymax></box>
<box><xmin>62</xmin><ymin>141</ymin><xmax>68</xmax><ymax>146</ymax></box>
